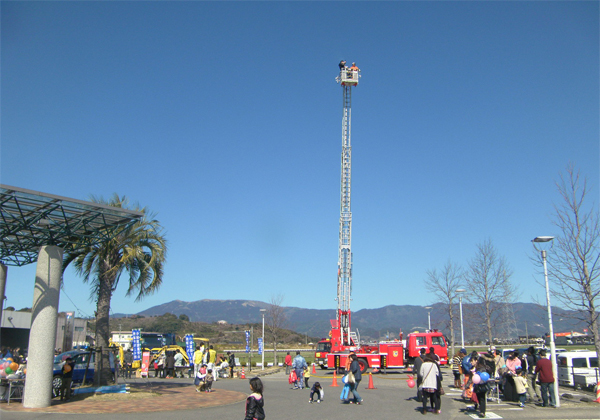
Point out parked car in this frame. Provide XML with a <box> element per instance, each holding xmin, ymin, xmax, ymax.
<box><xmin>52</xmin><ymin>350</ymin><xmax>115</xmax><ymax>397</ymax></box>
<box><xmin>557</xmin><ymin>350</ymin><xmax>598</xmax><ymax>388</ymax></box>
<box><xmin>53</xmin><ymin>350</ymin><xmax>83</xmax><ymax>365</ymax></box>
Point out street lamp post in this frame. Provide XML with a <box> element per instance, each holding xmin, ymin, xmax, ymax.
<box><xmin>456</xmin><ymin>289</ymin><xmax>466</xmax><ymax>348</ymax></box>
<box><xmin>424</xmin><ymin>306</ymin><xmax>432</xmax><ymax>331</ymax></box>
<box><xmin>532</xmin><ymin>236</ymin><xmax>560</xmax><ymax>408</ymax></box>
<box><xmin>260</xmin><ymin>309</ymin><xmax>267</xmax><ymax>371</ymax></box>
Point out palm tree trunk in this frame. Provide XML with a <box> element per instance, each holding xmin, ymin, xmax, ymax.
<box><xmin>94</xmin><ymin>265</ymin><xmax>115</xmax><ymax>385</ymax></box>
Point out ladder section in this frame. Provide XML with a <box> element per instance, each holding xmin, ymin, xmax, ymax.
<box><xmin>337</xmin><ymin>84</ymin><xmax>353</xmax><ymax>347</ymax></box>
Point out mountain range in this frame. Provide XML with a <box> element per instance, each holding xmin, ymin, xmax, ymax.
<box><xmin>114</xmin><ymin>299</ymin><xmax>590</xmax><ymax>342</ymax></box>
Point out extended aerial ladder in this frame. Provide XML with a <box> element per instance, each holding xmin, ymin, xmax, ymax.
<box><xmin>335</xmin><ymin>64</ymin><xmax>360</xmax><ymax>347</ymax></box>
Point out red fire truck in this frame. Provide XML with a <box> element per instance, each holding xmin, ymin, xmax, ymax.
<box><xmin>316</xmin><ymin>326</ymin><xmax>448</xmax><ymax>373</ymax></box>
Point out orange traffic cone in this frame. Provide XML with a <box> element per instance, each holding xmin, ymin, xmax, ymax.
<box><xmin>366</xmin><ymin>373</ymin><xmax>376</xmax><ymax>389</ymax></box>
<box><xmin>331</xmin><ymin>371</ymin><xmax>339</xmax><ymax>387</ymax></box>
<box><xmin>595</xmin><ymin>382</ymin><xmax>600</xmax><ymax>403</ymax></box>
<box><xmin>312</xmin><ymin>363</ymin><xmax>317</xmax><ymax>374</ymax></box>
<box><xmin>240</xmin><ymin>368</ymin><xmax>246</xmax><ymax>379</ymax></box>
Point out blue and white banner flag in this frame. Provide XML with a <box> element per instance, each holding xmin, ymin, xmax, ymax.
<box><xmin>132</xmin><ymin>329</ymin><xmax>141</xmax><ymax>361</ymax></box>
<box><xmin>258</xmin><ymin>338</ymin><xmax>263</xmax><ymax>355</ymax></box>
<box><xmin>185</xmin><ymin>335</ymin><xmax>195</xmax><ymax>366</ymax></box>
<box><xmin>245</xmin><ymin>330</ymin><xmax>250</xmax><ymax>353</ymax></box>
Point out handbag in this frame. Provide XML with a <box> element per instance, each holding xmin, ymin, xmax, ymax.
<box><xmin>347</xmin><ymin>370</ymin><xmax>356</xmax><ymax>384</ymax></box>
<box><xmin>439</xmin><ymin>386</ymin><xmax>445</xmax><ymax>395</ymax></box>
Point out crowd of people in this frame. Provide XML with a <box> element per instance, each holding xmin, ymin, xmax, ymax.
<box><xmin>441</xmin><ymin>345</ymin><xmax>556</xmax><ymax>417</ymax></box>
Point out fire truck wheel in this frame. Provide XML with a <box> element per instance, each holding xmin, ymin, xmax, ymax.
<box><xmin>358</xmin><ymin>358</ymin><xmax>368</xmax><ymax>374</ymax></box>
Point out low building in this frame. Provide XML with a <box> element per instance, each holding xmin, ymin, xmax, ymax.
<box><xmin>1</xmin><ymin>309</ymin><xmax>91</xmax><ymax>352</ymax></box>
<box><xmin>111</xmin><ymin>331</ymin><xmax>133</xmax><ymax>350</ymax></box>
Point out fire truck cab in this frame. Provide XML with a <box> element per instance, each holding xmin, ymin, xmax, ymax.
<box><xmin>405</xmin><ymin>330</ymin><xmax>448</xmax><ymax>365</ymax></box>
<box><xmin>315</xmin><ymin>339</ymin><xmax>332</xmax><ymax>369</ymax></box>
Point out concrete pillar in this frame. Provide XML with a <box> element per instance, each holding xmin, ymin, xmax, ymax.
<box><xmin>23</xmin><ymin>245</ymin><xmax>63</xmax><ymax>408</ymax></box>
<box><xmin>0</xmin><ymin>262</ymin><xmax>6</xmax><ymax>315</ymax></box>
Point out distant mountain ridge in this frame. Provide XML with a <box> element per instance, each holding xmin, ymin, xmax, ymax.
<box><xmin>113</xmin><ymin>299</ymin><xmax>590</xmax><ymax>341</ymax></box>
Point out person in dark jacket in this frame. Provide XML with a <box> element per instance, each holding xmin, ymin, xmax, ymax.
<box><xmin>348</xmin><ymin>354</ymin><xmax>363</xmax><ymax>404</ymax></box>
<box><xmin>309</xmin><ymin>381</ymin><xmax>323</xmax><ymax>403</ymax></box>
<box><xmin>414</xmin><ymin>348</ymin><xmax>427</xmax><ymax>402</ymax></box>
<box><xmin>526</xmin><ymin>347</ymin><xmax>540</xmax><ymax>402</ymax></box>
<box><xmin>228</xmin><ymin>351</ymin><xmax>236</xmax><ymax>378</ymax></box>
<box><xmin>124</xmin><ymin>349</ymin><xmax>134</xmax><ymax>379</ymax></box>
<box><xmin>60</xmin><ymin>357</ymin><xmax>75</xmax><ymax>402</ymax></box>
<box><xmin>165</xmin><ymin>351</ymin><xmax>175</xmax><ymax>378</ymax></box>
<box><xmin>245</xmin><ymin>377</ymin><xmax>265</xmax><ymax>420</ymax></box>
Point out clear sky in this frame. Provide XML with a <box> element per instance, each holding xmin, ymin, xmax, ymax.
<box><xmin>1</xmin><ymin>1</ymin><xmax>598</xmax><ymax>321</ymax></box>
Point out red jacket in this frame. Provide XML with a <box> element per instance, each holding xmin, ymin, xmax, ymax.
<box><xmin>535</xmin><ymin>358</ymin><xmax>554</xmax><ymax>383</ymax></box>
<box><xmin>285</xmin><ymin>355</ymin><xmax>292</xmax><ymax>366</ymax></box>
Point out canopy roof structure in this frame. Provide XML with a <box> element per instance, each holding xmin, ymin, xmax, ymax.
<box><xmin>0</xmin><ymin>185</ymin><xmax>143</xmax><ymax>266</ymax></box>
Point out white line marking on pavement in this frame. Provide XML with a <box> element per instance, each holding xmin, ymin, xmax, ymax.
<box><xmin>468</xmin><ymin>413</ymin><xmax>502</xmax><ymax>419</ymax></box>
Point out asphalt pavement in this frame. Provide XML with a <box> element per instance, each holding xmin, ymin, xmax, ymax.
<box><xmin>2</xmin><ymin>368</ymin><xmax>599</xmax><ymax>420</ymax></box>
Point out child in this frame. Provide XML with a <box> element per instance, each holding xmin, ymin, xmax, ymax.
<box><xmin>309</xmin><ymin>381</ymin><xmax>323</xmax><ymax>403</ymax></box>
<box><xmin>514</xmin><ymin>367</ymin><xmax>529</xmax><ymax>407</ymax></box>
<box><xmin>205</xmin><ymin>369</ymin><xmax>214</xmax><ymax>392</ymax></box>
<box><xmin>244</xmin><ymin>377</ymin><xmax>265</xmax><ymax>420</ymax></box>
<box><xmin>195</xmin><ymin>364</ymin><xmax>207</xmax><ymax>392</ymax></box>
<box><xmin>303</xmin><ymin>364</ymin><xmax>311</xmax><ymax>389</ymax></box>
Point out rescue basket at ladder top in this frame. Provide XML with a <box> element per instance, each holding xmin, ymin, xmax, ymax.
<box><xmin>337</xmin><ymin>69</ymin><xmax>360</xmax><ymax>86</ymax></box>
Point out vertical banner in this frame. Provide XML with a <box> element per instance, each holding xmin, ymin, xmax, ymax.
<box><xmin>140</xmin><ymin>350</ymin><xmax>150</xmax><ymax>377</ymax></box>
<box><xmin>245</xmin><ymin>330</ymin><xmax>250</xmax><ymax>353</ymax></box>
<box><xmin>132</xmin><ymin>329</ymin><xmax>141</xmax><ymax>361</ymax></box>
<box><xmin>258</xmin><ymin>338</ymin><xmax>263</xmax><ymax>355</ymax></box>
<box><xmin>185</xmin><ymin>334</ymin><xmax>194</xmax><ymax>366</ymax></box>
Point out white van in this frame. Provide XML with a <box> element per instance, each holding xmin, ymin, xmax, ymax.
<box><xmin>556</xmin><ymin>350</ymin><xmax>598</xmax><ymax>387</ymax></box>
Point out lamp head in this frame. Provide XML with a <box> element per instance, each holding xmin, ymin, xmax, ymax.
<box><xmin>532</xmin><ymin>236</ymin><xmax>554</xmax><ymax>243</ymax></box>
<box><xmin>532</xmin><ymin>236</ymin><xmax>555</xmax><ymax>252</ymax></box>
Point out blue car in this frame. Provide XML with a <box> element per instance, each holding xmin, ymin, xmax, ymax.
<box><xmin>52</xmin><ymin>350</ymin><xmax>115</xmax><ymax>397</ymax></box>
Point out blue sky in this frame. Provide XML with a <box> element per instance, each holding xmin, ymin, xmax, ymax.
<box><xmin>1</xmin><ymin>1</ymin><xmax>598</xmax><ymax>321</ymax></box>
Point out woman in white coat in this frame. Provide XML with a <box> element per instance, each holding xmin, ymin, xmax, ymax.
<box><xmin>419</xmin><ymin>355</ymin><xmax>441</xmax><ymax>414</ymax></box>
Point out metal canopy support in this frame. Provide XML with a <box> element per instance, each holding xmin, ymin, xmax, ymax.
<box><xmin>0</xmin><ymin>185</ymin><xmax>143</xmax><ymax>266</ymax></box>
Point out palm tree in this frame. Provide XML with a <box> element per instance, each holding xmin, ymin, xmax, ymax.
<box><xmin>63</xmin><ymin>195</ymin><xmax>167</xmax><ymax>385</ymax></box>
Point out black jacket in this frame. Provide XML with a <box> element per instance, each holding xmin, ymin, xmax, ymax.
<box><xmin>350</xmin><ymin>360</ymin><xmax>362</xmax><ymax>382</ymax></box>
<box><xmin>244</xmin><ymin>394</ymin><xmax>265</xmax><ymax>420</ymax></box>
<box><xmin>414</xmin><ymin>355</ymin><xmax>425</xmax><ymax>380</ymax></box>
<box><xmin>62</xmin><ymin>361</ymin><xmax>75</xmax><ymax>379</ymax></box>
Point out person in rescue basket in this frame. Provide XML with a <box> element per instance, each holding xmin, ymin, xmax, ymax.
<box><xmin>244</xmin><ymin>377</ymin><xmax>265</xmax><ymax>420</ymax></box>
